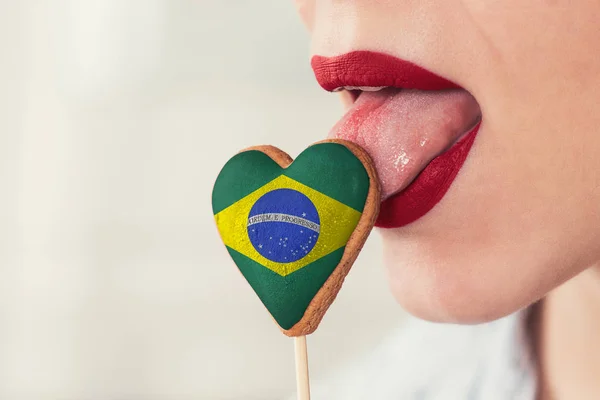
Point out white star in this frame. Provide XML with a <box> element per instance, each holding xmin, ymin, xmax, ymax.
<box><xmin>258</xmin><ymin>244</ymin><xmax>263</xmax><ymax>249</ymax></box>
<box><xmin>269</xmin><ymin>237</ymin><xmax>272</xmax><ymax>240</ymax></box>
<box><xmin>300</xmin><ymin>230</ymin><xmax>303</xmax><ymax>234</ymax></box>
<box><xmin>302</xmin><ymin>213</ymin><xmax>306</xmax><ymax>217</ymax></box>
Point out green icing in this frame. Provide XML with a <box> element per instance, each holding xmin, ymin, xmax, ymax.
<box><xmin>227</xmin><ymin>246</ymin><xmax>345</xmax><ymax>330</ymax></box>
<box><xmin>212</xmin><ymin>150</ymin><xmax>283</xmax><ymax>214</ymax></box>
<box><xmin>285</xmin><ymin>143</ymin><xmax>370</xmax><ymax>212</ymax></box>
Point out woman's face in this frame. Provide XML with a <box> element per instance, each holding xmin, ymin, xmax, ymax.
<box><xmin>295</xmin><ymin>1</ymin><xmax>600</xmax><ymax>322</ymax></box>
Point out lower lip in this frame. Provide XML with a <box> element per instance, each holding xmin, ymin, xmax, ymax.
<box><xmin>375</xmin><ymin>122</ymin><xmax>481</xmax><ymax>228</ymax></box>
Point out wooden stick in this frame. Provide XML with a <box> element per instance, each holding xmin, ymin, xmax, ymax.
<box><xmin>294</xmin><ymin>335</ymin><xmax>311</xmax><ymax>400</ymax></box>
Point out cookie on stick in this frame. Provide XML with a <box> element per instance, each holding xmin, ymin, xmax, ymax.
<box><xmin>212</xmin><ymin>140</ymin><xmax>380</xmax><ymax>399</ymax></box>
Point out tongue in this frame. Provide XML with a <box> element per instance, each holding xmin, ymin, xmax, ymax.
<box><xmin>328</xmin><ymin>88</ymin><xmax>481</xmax><ymax>199</ymax></box>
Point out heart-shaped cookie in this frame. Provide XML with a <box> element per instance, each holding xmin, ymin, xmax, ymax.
<box><xmin>212</xmin><ymin>140</ymin><xmax>380</xmax><ymax>336</ymax></box>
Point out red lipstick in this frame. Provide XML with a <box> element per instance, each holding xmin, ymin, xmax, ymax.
<box><xmin>311</xmin><ymin>51</ymin><xmax>460</xmax><ymax>92</ymax></box>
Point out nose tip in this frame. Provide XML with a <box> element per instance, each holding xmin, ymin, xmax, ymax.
<box><xmin>294</xmin><ymin>0</ymin><xmax>315</xmax><ymax>32</ymax></box>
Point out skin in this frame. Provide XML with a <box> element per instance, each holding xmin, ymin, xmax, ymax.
<box><xmin>294</xmin><ymin>1</ymin><xmax>600</xmax><ymax>399</ymax></box>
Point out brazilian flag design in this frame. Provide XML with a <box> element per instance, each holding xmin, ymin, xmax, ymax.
<box><xmin>212</xmin><ymin>143</ymin><xmax>370</xmax><ymax>330</ymax></box>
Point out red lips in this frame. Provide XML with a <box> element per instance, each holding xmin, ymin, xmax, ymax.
<box><xmin>311</xmin><ymin>51</ymin><xmax>481</xmax><ymax>228</ymax></box>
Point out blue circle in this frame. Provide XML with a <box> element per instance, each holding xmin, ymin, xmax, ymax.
<box><xmin>247</xmin><ymin>189</ymin><xmax>320</xmax><ymax>263</ymax></box>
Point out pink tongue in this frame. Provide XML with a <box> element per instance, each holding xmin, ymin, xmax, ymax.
<box><xmin>329</xmin><ymin>88</ymin><xmax>481</xmax><ymax>199</ymax></box>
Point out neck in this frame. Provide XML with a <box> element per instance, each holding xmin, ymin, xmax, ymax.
<box><xmin>537</xmin><ymin>267</ymin><xmax>600</xmax><ymax>400</ymax></box>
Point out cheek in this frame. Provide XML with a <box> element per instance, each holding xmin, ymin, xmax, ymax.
<box><xmin>294</xmin><ymin>0</ymin><xmax>315</xmax><ymax>31</ymax></box>
<box><xmin>464</xmin><ymin>1</ymin><xmax>600</xmax><ymax>86</ymax></box>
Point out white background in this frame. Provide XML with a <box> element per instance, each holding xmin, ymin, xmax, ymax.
<box><xmin>0</xmin><ymin>1</ymin><xmax>406</xmax><ymax>399</ymax></box>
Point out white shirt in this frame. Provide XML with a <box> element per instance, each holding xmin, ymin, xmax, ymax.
<box><xmin>303</xmin><ymin>310</ymin><xmax>538</xmax><ymax>400</ymax></box>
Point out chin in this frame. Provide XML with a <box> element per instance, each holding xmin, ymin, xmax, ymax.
<box><xmin>378</xmin><ymin>226</ymin><xmax>564</xmax><ymax>325</ymax></box>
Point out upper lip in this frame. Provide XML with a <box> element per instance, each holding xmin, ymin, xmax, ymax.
<box><xmin>311</xmin><ymin>50</ymin><xmax>461</xmax><ymax>92</ymax></box>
